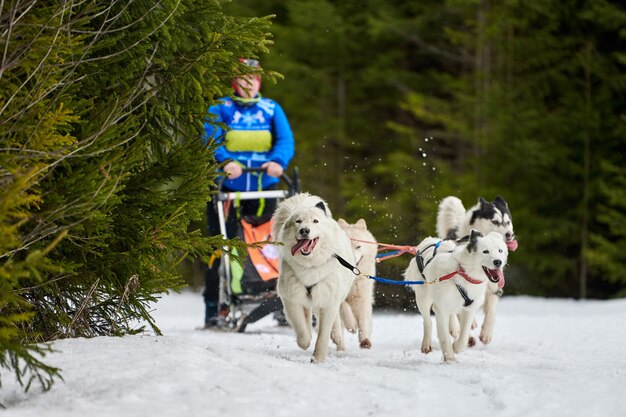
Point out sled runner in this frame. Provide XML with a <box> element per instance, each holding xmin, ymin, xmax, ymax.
<box><xmin>213</xmin><ymin>167</ymin><xmax>300</xmax><ymax>332</ymax></box>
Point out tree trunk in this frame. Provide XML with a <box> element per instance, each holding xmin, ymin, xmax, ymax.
<box><xmin>579</xmin><ymin>42</ymin><xmax>592</xmax><ymax>299</ymax></box>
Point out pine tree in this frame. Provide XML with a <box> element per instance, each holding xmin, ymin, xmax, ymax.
<box><xmin>1</xmin><ymin>0</ymin><xmax>273</xmax><ymax>393</ymax></box>
<box><xmin>391</xmin><ymin>0</ymin><xmax>626</xmax><ymax>297</ymax></box>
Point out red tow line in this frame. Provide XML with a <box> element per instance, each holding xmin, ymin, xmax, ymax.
<box><xmin>349</xmin><ymin>238</ymin><xmax>417</xmax><ymax>263</ymax></box>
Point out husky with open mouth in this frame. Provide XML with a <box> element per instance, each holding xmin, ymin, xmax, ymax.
<box><xmin>404</xmin><ymin>230</ymin><xmax>508</xmax><ymax>363</ymax></box>
<box><xmin>272</xmin><ymin>193</ymin><xmax>355</xmax><ymax>363</ymax></box>
<box><xmin>437</xmin><ymin>196</ymin><xmax>518</xmax><ymax>345</ymax></box>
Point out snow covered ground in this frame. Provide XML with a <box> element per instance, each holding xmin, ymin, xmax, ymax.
<box><xmin>2</xmin><ymin>291</ymin><xmax>625</xmax><ymax>417</ymax></box>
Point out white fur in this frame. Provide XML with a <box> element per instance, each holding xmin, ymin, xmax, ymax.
<box><xmin>405</xmin><ymin>232</ymin><xmax>508</xmax><ymax>362</ymax></box>
<box><xmin>436</xmin><ymin>197</ymin><xmax>466</xmax><ymax>239</ymax></box>
<box><xmin>337</xmin><ymin>218</ymin><xmax>377</xmax><ymax>349</ymax></box>
<box><xmin>436</xmin><ymin>196</ymin><xmax>516</xmax><ymax>345</ymax></box>
<box><xmin>271</xmin><ymin>193</ymin><xmax>332</xmax><ymax>241</ymax></box>
<box><xmin>273</xmin><ymin>193</ymin><xmax>354</xmax><ymax>363</ymax></box>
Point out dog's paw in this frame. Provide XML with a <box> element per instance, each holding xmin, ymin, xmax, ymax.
<box><xmin>479</xmin><ymin>331</ymin><xmax>492</xmax><ymax>345</ymax></box>
<box><xmin>443</xmin><ymin>354</ymin><xmax>458</xmax><ymax>363</ymax></box>
<box><xmin>421</xmin><ymin>342</ymin><xmax>432</xmax><ymax>354</ymax></box>
<box><xmin>452</xmin><ymin>340</ymin><xmax>466</xmax><ymax>354</ymax></box>
<box><xmin>310</xmin><ymin>355</ymin><xmax>326</xmax><ymax>364</ymax></box>
<box><xmin>471</xmin><ymin>319</ymin><xmax>478</xmax><ymax>330</ymax></box>
<box><xmin>296</xmin><ymin>334</ymin><xmax>311</xmax><ymax>350</ymax></box>
<box><xmin>467</xmin><ymin>336</ymin><xmax>476</xmax><ymax>348</ymax></box>
<box><xmin>359</xmin><ymin>339</ymin><xmax>372</xmax><ymax>349</ymax></box>
<box><xmin>330</xmin><ymin>331</ymin><xmax>344</xmax><ymax>350</ymax></box>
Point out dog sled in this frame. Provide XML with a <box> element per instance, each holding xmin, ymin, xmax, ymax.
<box><xmin>213</xmin><ymin>167</ymin><xmax>300</xmax><ymax>332</ymax></box>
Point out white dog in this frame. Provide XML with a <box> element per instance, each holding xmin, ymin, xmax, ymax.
<box><xmin>272</xmin><ymin>193</ymin><xmax>355</xmax><ymax>363</ymax></box>
<box><xmin>337</xmin><ymin>218</ymin><xmax>377</xmax><ymax>349</ymax></box>
<box><xmin>405</xmin><ymin>231</ymin><xmax>508</xmax><ymax>363</ymax></box>
<box><xmin>437</xmin><ymin>196</ymin><xmax>518</xmax><ymax>344</ymax></box>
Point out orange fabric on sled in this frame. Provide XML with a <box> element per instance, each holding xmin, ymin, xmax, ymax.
<box><xmin>241</xmin><ymin>219</ymin><xmax>280</xmax><ymax>281</ymax></box>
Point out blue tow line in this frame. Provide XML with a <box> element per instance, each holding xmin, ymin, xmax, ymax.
<box><xmin>368</xmin><ymin>275</ymin><xmax>426</xmax><ymax>286</ymax></box>
<box><xmin>333</xmin><ymin>254</ymin><xmax>426</xmax><ymax>286</ymax></box>
<box><xmin>375</xmin><ymin>250</ymin><xmax>403</xmax><ymax>259</ymax></box>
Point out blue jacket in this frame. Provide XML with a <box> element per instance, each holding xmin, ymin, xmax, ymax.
<box><xmin>204</xmin><ymin>96</ymin><xmax>295</xmax><ymax>191</ymax></box>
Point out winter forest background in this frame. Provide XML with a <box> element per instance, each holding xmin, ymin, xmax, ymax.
<box><xmin>1</xmin><ymin>0</ymin><xmax>624</xmax><ymax>397</ymax></box>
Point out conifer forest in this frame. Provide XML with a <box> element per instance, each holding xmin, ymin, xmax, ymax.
<box><xmin>1</xmin><ymin>0</ymin><xmax>624</xmax><ymax>393</ymax></box>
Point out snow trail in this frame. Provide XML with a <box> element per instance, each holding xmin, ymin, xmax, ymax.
<box><xmin>2</xmin><ymin>292</ymin><xmax>625</xmax><ymax>417</ymax></box>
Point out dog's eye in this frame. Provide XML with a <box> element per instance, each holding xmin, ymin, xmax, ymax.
<box><xmin>483</xmin><ymin>250</ymin><xmax>489</xmax><ymax>254</ymax></box>
<box><xmin>355</xmin><ymin>245</ymin><xmax>362</xmax><ymax>250</ymax></box>
<box><xmin>313</xmin><ymin>219</ymin><xmax>319</xmax><ymax>223</ymax></box>
<box><xmin>295</xmin><ymin>220</ymin><xmax>302</xmax><ymax>224</ymax></box>
<box><xmin>491</xmin><ymin>220</ymin><xmax>499</xmax><ymax>225</ymax></box>
<box><xmin>499</xmin><ymin>249</ymin><xmax>503</xmax><ymax>253</ymax></box>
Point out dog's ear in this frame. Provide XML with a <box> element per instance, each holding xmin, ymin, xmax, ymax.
<box><xmin>356</xmin><ymin>218</ymin><xmax>367</xmax><ymax>229</ymax></box>
<box><xmin>337</xmin><ymin>218</ymin><xmax>348</xmax><ymax>227</ymax></box>
<box><xmin>455</xmin><ymin>234</ymin><xmax>470</xmax><ymax>245</ymax></box>
<box><xmin>493</xmin><ymin>195</ymin><xmax>510</xmax><ymax>216</ymax></box>
<box><xmin>467</xmin><ymin>229</ymin><xmax>482</xmax><ymax>252</ymax></box>
<box><xmin>315</xmin><ymin>201</ymin><xmax>327</xmax><ymax>215</ymax></box>
<box><xmin>478</xmin><ymin>197</ymin><xmax>488</xmax><ymax>205</ymax></box>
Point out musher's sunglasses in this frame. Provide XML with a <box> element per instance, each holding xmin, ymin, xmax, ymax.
<box><xmin>240</xmin><ymin>58</ymin><xmax>260</xmax><ymax>67</ymax></box>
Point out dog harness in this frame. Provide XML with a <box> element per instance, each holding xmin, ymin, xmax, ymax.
<box><xmin>415</xmin><ymin>241</ymin><xmax>444</xmax><ymax>279</ymax></box>
<box><xmin>455</xmin><ymin>284</ymin><xmax>474</xmax><ymax>306</ymax></box>
<box><xmin>332</xmin><ymin>254</ymin><xmax>483</xmax><ymax>287</ymax></box>
<box><xmin>414</xmin><ymin>241</ymin><xmax>482</xmax><ymax>304</ymax></box>
<box><xmin>333</xmin><ymin>237</ymin><xmax>485</xmax><ymax>306</ymax></box>
<box><xmin>305</xmin><ymin>284</ymin><xmax>315</xmax><ymax>297</ymax></box>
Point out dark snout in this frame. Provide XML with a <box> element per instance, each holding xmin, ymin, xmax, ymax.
<box><xmin>299</xmin><ymin>227</ymin><xmax>310</xmax><ymax>237</ymax></box>
<box><xmin>493</xmin><ymin>259</ymin><xmax>502</xmax><ymax>268</ymax></box>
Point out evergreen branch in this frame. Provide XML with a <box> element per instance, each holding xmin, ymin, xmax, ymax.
<box><xmin>61</xmin><ymin>0</ymin><xmax>180</xmax><ymax>65</ymax></box>
<box><xmin>0</xmin><ymin>0</ymin><xmax>13</xmax><ymax>80</ymax></box>
<box><xmin>14</xmin><ymin>1</ymin><xmax>164</xmax><ymax>35</ymax></box>
<box><xmin>15</xmin><ymin>0</ymin><xmax>124</xmax><ymax>151</ymax></box>
<box><xmin>15</xmin><ymin>273</ymin><xmax>73</xmax><ymax>293</ymax></box>
<box><xmin>0</xmin><ymin>173</ymin><xmax>121</xmax><ymax>260</ymax></box>
<box><xmin>0</xmin><ymin>0</ymin><xmax>70</xmax><ymax>114</ymax></box>
<box><xmin>23</xmin><ymin>84</ymin><xmax>150</xmax><ymax>181</ymax></box>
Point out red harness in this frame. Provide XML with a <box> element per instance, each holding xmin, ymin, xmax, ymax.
<box><xmin>436</xmin><ymin>268</ymin><xmax>483</xmax><ymax>285</ymax></box>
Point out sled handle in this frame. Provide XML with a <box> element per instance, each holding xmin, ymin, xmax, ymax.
<box><xmin>216</xmin><ymin>167</ymin><xmax>297</xmax><ymax>192</ymax></box>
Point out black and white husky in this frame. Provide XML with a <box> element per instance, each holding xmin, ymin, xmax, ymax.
<box><xmin>404</xmin><ymin>231</ymin><xmax>508</xmax><ymax>362</ymax></box>
<box><xmin>436</xmin><ymin>196</ymin><xmax>518</xmax><ymax>344</ymax></box>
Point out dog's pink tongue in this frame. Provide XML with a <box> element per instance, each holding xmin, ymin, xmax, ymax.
<box><xmin>496</xmin><ymin>269</ymin><xmax>505</xmax><ymax>288</ymax></box>
<box><xmin>291</xmin><ymin>240</ymin><xmax>308</xmax><ymax>256</ymax></box>
<box><xmin>507</xmin><ymin>239</ymin><xmax>518</xmax><ymax>252</ymax></box>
